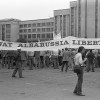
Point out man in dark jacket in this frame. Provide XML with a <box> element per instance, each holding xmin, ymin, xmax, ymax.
<box><xmin>12</xmin><ymin>47</ymin><xmax>24</xmax><ymax>78</ymax></box>
<box><xmin>61</xmin><ymin>48</ymin><xmax>70</xmax><ymax>72</ymax></box>
<box><xmin>86</xmin><ymin>50</ymin><xmax>95</xmax><ymax>72</ymax></box>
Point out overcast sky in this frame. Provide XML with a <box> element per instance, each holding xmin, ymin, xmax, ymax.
<box><xmin>0</xmin><ymin>0</ymin><xmax>76</xmax><ymax>21</ymax></box>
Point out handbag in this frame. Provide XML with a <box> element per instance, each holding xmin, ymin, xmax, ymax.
<box><xmin>73</xmin><ymin>65</ymin><xmax>81</xmax><ymax>74</ymax></box>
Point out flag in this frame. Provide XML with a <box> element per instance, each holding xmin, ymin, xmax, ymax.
<box><xmin>53</xmin><ymin>32</ymin><xmax>61</xmax><ymax>40</ymax></box>
<box><xmin>38</xmin><ymin>37</ymin><xmax>40</xmax><ymax>42</ymax></box>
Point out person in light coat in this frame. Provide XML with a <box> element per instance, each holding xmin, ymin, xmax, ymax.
<box><xmin>73</xmin><ymin>46</ymin><xmax>87</xmax><ymax>96</ymax></box>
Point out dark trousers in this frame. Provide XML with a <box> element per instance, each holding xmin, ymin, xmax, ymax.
<box><xmin>74</xmin><ymin>68</ymin><xmax>83</xmax><ymax>94</ymax></box>
<box><xmin>40</xmin><ymin>56</ymin><xmax>44</xmax><ymax>68</ymax></box>
<box><xmin>45</xmin><ymin>56</ymin><xmax>50</xmax><ymax>68</ymax></box>
<box><xmin>61</xmin><ymin>61</ymin><xmax>69</xmax><ymax>72</ymax></box>
<box><xmin>58</xmin><ymin>56</ymin><xmax>62</xmax><ymax>66</ymax></box>
<box><xmin>53</xmin><ymin>56</ymin><xmax>59</xmax><ymax>69</ymax></box>
<box><xmin>28</xmin><ymin>57</ymin><xmax>34</xmax><ymax>70</ymax></box>
<box><xmin>86</xmin><ymin>60</ymin><xmax>94</xmax><ymax>72</ymax></box>
<box><xmin>12</xmin><ymin>62</ymin><xmax>22</xmax><ymax>77</ymax></box>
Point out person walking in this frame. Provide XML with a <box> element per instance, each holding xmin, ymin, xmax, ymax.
<box><xmin>73</xmin><ymin>46</ymin><xmax>87</xmax><ymax>96</ymax></box>
<box><xmin>61</xmin><ymin>48</ymin><xmax>70</xmax><ymax>72</ymax></box>
<box><xmin>12</xmin><ymin>47</ymin><xmax>24</xmax><ymax>78</ymax></box>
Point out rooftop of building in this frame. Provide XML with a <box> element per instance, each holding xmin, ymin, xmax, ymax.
<box><xmin>54</xmin><ymin>9</ymin><xmax>69</xmax><ymax>12</ymax></box>
<box><xmin>20</xmin><ymin>17</ymin><xmax>54</xmax><ymax>22</ymax></box>
<box><xmin>0</xmin><ymin>18</ymin><xmax>21</xmax><ymax>22</ymax></box>
<box><xmin>70</xmin><ymin>1</ymin><xmax>77</xmax><ymax>7</ymax></box>
<box><xmin>54</xmin><ymin>9</ymin><xmax>70</xmax><ymax>15</ymax></box>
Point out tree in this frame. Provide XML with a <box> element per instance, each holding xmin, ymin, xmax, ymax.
<box><xmin>16</xmin><ymin>38</ymin><xmax>27</xmax><ymax>43</ymax></box>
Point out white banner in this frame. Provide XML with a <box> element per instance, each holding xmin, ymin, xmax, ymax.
<box><xmin>0</xmin><ymin>36</ymin><xmax>100</xmax><ymax>51</ymax></box>
<box><xmin>0</xmin><ymin>37</ymin><xmax>70</xmax><ymax>51</ymax></box>
<box><xmin>70</xmin><ymin>36</ymin><xmax>100</xmax><ymax>49</ymax></box>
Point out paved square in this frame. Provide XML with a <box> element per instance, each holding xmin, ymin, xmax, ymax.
<box><xmin>0</xmin><ymin>68</ymin><xmax>100</xmax><ymax>100</ymax></box>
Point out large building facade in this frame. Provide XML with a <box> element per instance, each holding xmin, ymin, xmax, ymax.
<box><xmin>0</xmin><ymin>19</ymin><xmax>20</xmax><ymax>42</ymax></box>
<box><xmin>19</xmin><ymin>18</ymin><xmax>54</xmax><ymax>42</ymax></box>
<box><xmin>70</xmin><ymin>1</ymin><xmax>77</xmax><ymax>37</ymax></box>
<box><xmin>0</xmin><ymin>18</ymin><xmax>54</xmax><ymax>42</ymax></box>
<box><xmin>54</xmin><ymin>9</ymin><xmax>70</xmax><ymax>38</ymax></box>
<box><xmin>77</xmin><ymin>0</ymin><xmax>100</xmax><ymax>38</ymax></box>
<box><xmin>0</xmin><ymin>0</ymin><xmax>100</xmax><ymax>42</ymax></box>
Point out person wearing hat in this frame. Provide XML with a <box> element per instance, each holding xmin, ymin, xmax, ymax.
<box><xmin>12</xmin><ymin>47</ymin><xmax>24</xmax><ymax>78</ymax></box>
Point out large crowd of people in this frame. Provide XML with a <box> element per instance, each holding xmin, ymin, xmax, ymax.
<box><xmin>0</xmin><ymin>48</ymin><xmax>100</xmax><ymax>71</ymax></box>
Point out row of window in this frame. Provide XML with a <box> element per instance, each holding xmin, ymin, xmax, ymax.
<box><xmin>2</xmin><ymin>24</ymin><xmax>11</xmax><ymax>35</ymax></box>
<box><xmin>19</xmin><ymin>33</ymin><xmax>53</xmax><ymax>39</ymax></box>
<box><xmin>2</xmin><ymin>24</ymin><xmax>11</xmax><ymax>28</ymax></box>
<box><xmin>19</xmin><ymin>22</ymin><xmax>54</xmax><ymax>28</ymax></box>
<box><xmin>71</xmin><ymin>7</ymin><xmax>75</xmax><ymax>14</ymax></box>
<box><xmin>1</xmin><ymin>34</ymin><xmax>11</xmax><ymax>41</ymax></box>
<box><xmin>19</xmin><ymin>28</ymin><xmax>54</xmax><ymax>33</ymax></box>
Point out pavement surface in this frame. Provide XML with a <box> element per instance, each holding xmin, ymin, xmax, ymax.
<box><xmin>0</xmin><ymin>67</ymin><xmax>100</xmax><ymax>100</ymax></box>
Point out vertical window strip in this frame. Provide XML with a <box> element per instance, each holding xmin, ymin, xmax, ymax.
<box><xmin>95</xmin><ymin>0</ymin><xmax>98</xmax><ymax>38</ymax></box>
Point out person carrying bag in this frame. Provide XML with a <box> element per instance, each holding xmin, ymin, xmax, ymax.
<box><xmin>73</xmin><ymin>46</ymin><xmax>87</xmax><ymax>96</ymax></box>
<box><xmin>73</xmin><ymin>64</ymin><xmax>81</xmax><ymax>74</ymax></box>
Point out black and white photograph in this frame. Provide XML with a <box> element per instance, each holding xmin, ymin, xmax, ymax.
<box><xmin>0</xmin><ymin>0</ymin><xmax>100</xmax><ymax>100</ymax></box>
